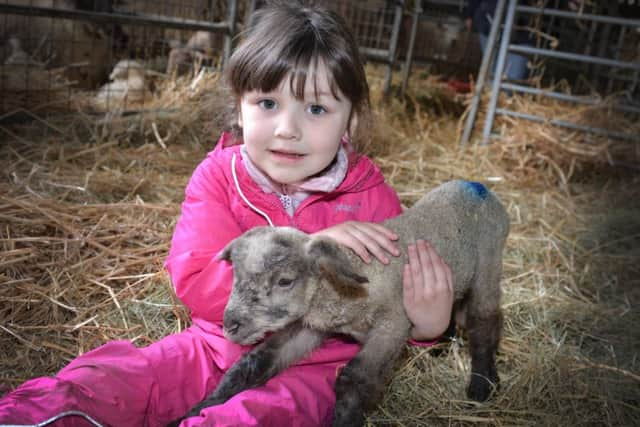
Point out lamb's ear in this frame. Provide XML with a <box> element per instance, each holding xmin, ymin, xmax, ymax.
<box><xmin>306</xmin><ymin>238</ymin><xmax>369</xmax><ymax>298</ymax></box>
<box><xmin>218</xmin><ymin>240</ymin><xmax>237</xmax><ymax>262</ymax></box>
<box><xmin>218</xmin><ymin>227</ymin><xmax>271</xmax><ymax>262</ymax></box>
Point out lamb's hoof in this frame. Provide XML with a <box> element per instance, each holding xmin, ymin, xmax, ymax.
<box><xmin>467</xmin><ymin>374</ymin><xmax>499</xmax><ymax>402</ymax></box>
<box><xmin>332</xmin><ymin>413</ymin><xmax>364</xmax><ymax>427</ymax></box>
<box><xmin>332</xmin><ymin>405</ymin><xmax>365</xmax><ymax>427</ymax></box>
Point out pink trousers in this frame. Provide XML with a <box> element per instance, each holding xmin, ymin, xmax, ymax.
<box><xmin>0</xmin><ymin>319</ymin><xmax>359</xmax><ymax>426</ymax></box>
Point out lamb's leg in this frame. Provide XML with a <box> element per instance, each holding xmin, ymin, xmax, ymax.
<box><xmin>332</xmin><ymin>324</ymin><xmax>408</xmax><ymax>427</ymax></box>
<box><xmin>466</xmin><ymin>258</ymin><xmax>503</xmax><ymax>402</ymax></box>
<box><xmin>168</xmin><ymin>322</ymin><xmax>325</xmax><ymax>426</ymax></box>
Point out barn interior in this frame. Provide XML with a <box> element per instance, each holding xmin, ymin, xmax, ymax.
<box><xmin>1</xmin><ymin>0</ymin><xmax>639</xmax><ymax>426</ymax></box>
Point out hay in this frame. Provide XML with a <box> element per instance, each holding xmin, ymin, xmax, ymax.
<box><xmin>1</xmin><ymin>66</ymin><xmax>639</xmax><ymax>426</ymax></box>
<box><xmin>0</xmin><ymin>137</ymin><xmax>191</xmax><ymax>383</ymax></box>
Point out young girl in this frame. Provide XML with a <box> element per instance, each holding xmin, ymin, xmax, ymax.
<box><xmin>0</xmin><ymin>2</ymin><xmax>453</xmax><ymax>426</ymax></box>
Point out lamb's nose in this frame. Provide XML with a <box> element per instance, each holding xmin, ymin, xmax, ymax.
<box><xmin>224</xmin><ymin>317</ymin><xmax>241</xmax><ymax>335</ymax></box>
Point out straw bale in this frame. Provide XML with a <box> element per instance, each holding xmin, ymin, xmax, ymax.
<box><xmin>1</xmin><ymin>66</ymin><xmax>639</xmax><ymax>426</ymax></box>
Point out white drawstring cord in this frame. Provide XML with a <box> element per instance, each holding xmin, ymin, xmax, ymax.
<box><xmin>231</xmin><ymin>152</ymin><xmax>274</xmax><ymax>227</ymax></box>
<box><xmin>0</xmin><ymin>410</ymin><xmax>103</xmax><ymax>427</ymax></box>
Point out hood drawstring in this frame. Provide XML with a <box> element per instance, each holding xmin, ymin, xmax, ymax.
<box><xmin>0</xmin><ymin>410</ymin><xmax>104</xmax><ymax>427</ymax></box>
<box><xmin>231</xmin><ymin>153</ymin><xmax>275</xmax><ymax>227</ymax></box>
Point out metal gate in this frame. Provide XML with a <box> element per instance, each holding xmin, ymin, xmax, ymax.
<box><xmin>460</xmin><ymin>0</ymin><xmax>640</xmax><ymax>145</ymax></box>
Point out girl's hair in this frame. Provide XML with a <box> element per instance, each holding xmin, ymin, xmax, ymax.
<box><xmin>223</xmin><ymin>0</ymin><xmax>372</xmax><ymax>153</ymax></box>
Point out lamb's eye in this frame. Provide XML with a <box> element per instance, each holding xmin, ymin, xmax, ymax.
<box><xmin>277</xmin><ymin>278</ymin><xmax>294</xmax><ymax>288</ymax></box>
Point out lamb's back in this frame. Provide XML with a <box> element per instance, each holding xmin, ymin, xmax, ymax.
<box><xmin>381</xmin><ymin>180</ymin><xmax>508</xmax><ymax>298</ymax></box>
<box><xmin>308</xmin><ymin>181</ymin><xmax>508</xmax><ymax>337</ymax></box>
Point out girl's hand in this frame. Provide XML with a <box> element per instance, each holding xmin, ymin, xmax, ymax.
<box><xmin>312</xmin><ymin>221</ymin><xmax>400</xmax><ymax>264</ymax></box>
<box><xmin>403</xmin><ymin>240</ymin><xmax>454</xmax><ymax>341</ymax></box>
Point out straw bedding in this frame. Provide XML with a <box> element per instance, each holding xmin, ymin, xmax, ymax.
<box><xmin>1</xmin><ymin>68</ymin><xmax>639</xmax><ymax>426</ymax></box>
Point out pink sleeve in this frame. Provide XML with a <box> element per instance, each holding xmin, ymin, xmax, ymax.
<box><xmin>164</xmin><ymin>151</ymin><xmax>242</xmax><ymax>323</ymax></box>
<box><xmin>369</xmin><ymin>183</ymin><xmax>403</xmax><ymax>223</ymax></box>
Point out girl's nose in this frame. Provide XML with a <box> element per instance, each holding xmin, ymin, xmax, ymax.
<box><xmin>274</xmin><ymin>110</ymin><xmax>301</xmax><ymax>140</ymax></box>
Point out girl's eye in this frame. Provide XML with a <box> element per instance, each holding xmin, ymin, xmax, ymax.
<box><xmin>258</xmin><ymin>99</ymin><xmax>277</xmax><ymax>110</ymax></box>
<box><xmin>277</xmin><ymin>278</ymin><xmax>294</xmax><ymax>288</ymax></box>
<box><xmin>308</xmin><ymin>104</ymin><xmax>327</xmax><ymax>115</ymax></box>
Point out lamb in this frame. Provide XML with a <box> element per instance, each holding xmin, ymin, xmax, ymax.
<box><xmin>4</xmin><ymin>37</ymin><xmax>41</xmax><ymax>66</ymax></box>
<box><xmin>93</xmin><ymin>59</ymin><xmax>150</xmax><ymax>111</ymax></box>
<box><xmin>166</xmin><ymin>31</ymin><xmax>218</xmax><ymax>76</ymax></box>
<box><xmin>172</xmin><ymin>180</ymin><xmax>510</xmax><ymax>427</ymax></box>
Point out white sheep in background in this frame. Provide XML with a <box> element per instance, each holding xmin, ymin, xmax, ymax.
<box><xmin>170</xmin><ymin>180</ymin><xmax>510</xmax><ymax>427</ymax></box>
<box><xmin>4</xmin><ymin>37</ymin><xmax>41</xmax><ymax>66</ymax></box>
<box><xmin>93</xmin><ymin>59</ymin><xmax>150</xmax><ymax>111</ymax></box>
<box><xmin>166</xmin><ymin>31</ymin><xmax>218</xmax><ymax>76</ymax></box>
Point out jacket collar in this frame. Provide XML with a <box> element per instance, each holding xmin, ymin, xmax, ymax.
<box><xmin>217</xmin><ymin>132</ymin><xmax>385</xmax><ymax>204</ymax></box>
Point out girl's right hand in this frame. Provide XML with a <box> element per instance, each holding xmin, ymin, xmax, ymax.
<box><xmin>312</xmin><ymin>221</ymin><xmax>400</xmax><ymax>264</ymax></box>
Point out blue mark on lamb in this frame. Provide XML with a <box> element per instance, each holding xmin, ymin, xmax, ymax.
<box><xmin>464</xmin><ymin>181</ymin><xmax>488</xmax><ymax>200</ymax></box>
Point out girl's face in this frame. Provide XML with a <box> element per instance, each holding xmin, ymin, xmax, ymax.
<box><xmin>238</xmin><ymin>62</ymin><xmax>354</xmax><ymax>185</ymax></box>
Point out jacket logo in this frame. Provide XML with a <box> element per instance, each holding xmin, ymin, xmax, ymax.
<box><xmin>335</xmin><ymin>202</ymin><xmax>360</xmax><ymax>213</ymax></box>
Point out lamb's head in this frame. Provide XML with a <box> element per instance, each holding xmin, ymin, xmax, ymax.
<box><xmin>109</xmin><ymin>59</ymin><xmax>145</xmax><ymax>81</ymax></box>
<box><xmin>218</xmin><ymin>226</ymin><xmax>369</xmax><ymax>345</ymax></box>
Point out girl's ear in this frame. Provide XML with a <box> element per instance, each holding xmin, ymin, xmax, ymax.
<box><xmin>346</xmin><ymin>112</ymin><xmax>358</xmax><ymax>138</ymax></box>
<box><xmin>237</xmin><ymin>109</ymin><xmax>243</xmax><ymax>128</ymax></box>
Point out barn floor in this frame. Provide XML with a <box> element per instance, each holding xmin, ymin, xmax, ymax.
<box><xmin>1</xmin><ymin>67</ymin><xmax>639</xmax><ymax>426</ymax></box>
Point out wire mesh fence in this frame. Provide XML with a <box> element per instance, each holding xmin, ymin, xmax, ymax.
<box><xmin>0</xmin><ymin>0</ymin><xmax>412</xmax><ymax>117</ymax></box>
<box><xmin>1</xmin><ymin>0</ymin><xmax>638</xmax><ymax>123</ymax></box>
<box><xmin>0</xmin><ymin>0</ymin><xmax>239</xmax><ymax>116</ymax></box>
<box><xmin>324</xmin><ymin>0</ymin><xmax>400</xmax><ymax>57</ymax></box>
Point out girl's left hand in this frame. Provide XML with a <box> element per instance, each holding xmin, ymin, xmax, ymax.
<box><xmin>402</xmin><ymin>240</ymin><xmax>454</xmax><ymax>341</ymax></box>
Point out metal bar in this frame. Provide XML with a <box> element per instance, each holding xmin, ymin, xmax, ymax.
<box><xmin>360</xmin><ymin>47</ymin><xmax>389</xmax><ymax>62</ymax></box>
<box><xmin>584</xmin><ymin>16</ymin><xmax>598</xmax><ymax>84</ymax></box>
<box><xmin>630</xmin><ymin>69</ymin><xmax>640</xmax><ymax>101</ymax></box>
<box><xmin>0</xmin><ymin>4</ymin><xmax>230</xmax><ymax>33</ymax></box>
<box><xmin>375</xmin><ymin>5</ymin><xmax>386</xmax><ymax>49</ymax></box>
<box><xmin>246</xmin><ymin>0</ymin><xmax>258</xmax><ymax>28</ymax></box>
<box><xmin>595</xmin><ymin>22</ymin><xmax>612</xmax><ymax>92</ymax></box>
<box><xmin>222</xmin><ymin>0</ymin><xmax>238</xmax><ymax>67</ymax></box>
<box><xmin>460</xmin><ymin>0</ymin><xmax>508</xmax><ymax>145</ymax></box>
<box><xmin>401</xmin><ymin>0</ymin><xmax>422</xmax><ymax>95</ymax></box>
<box><xmin>482</xmin><ymin>0</ymin><xmax>518</xmax><ymax>145</ymax></box>
<box><xmin>585</xmin><ymin>18</ymin><xmax>597</xmax><ymax>56</ymax></box>
<box><xmin>546</xmin><ymin>0</ymin><xmax>560</xmax><ymax>41</ymax></box>
<box><xmin>508</xmin><ymin>44</ymin><xmax>640</xmax><ymax>71</ymax></box>
<box><xmin>383</xmin><ymin>1</ymin><xmax>404</xmax><ymax>96</ymax></box>
<box><xmin>607</xmin><ymin>26</ymin><xmax>627</xmax><ymax>94</ymax></box>
<box><xmin>500</xmin><ymin>82</ymin><xmax>640</xmax><ymax>114</ymax></box>
<box><xmin>499</xmin><ymin>82</ymin><xmax>594</xmax><ymax>104</ymax></box>
<box><xmin>207</xmin><ymin>0</ymin><xmax>215</xmax><ymax>21</ymax></box>
<box><xmin>424</xmin><ymin>0</ymin><xmax>462</xmax><ymax>6</ymax></box>
<box><xmin>516</xmin><ymin>5</ymin><xmax>640</xmax><ymax>27</ymax></box>
<box><xmin>495</xmin><ymin>108</ymin><xmax>637</xmax><ymax>141</ymax></box>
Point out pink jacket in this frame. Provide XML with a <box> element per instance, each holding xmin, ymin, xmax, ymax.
<box><xmin>165</xmin><ymin>132</ymin><xmax>403</xmax><ymax>325</ymax></box>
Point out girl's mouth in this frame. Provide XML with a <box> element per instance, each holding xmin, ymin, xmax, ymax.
<box><xmin>269</xmin><ymin>150</ymin><xmax>306</xmax><ymax>160</ymax></box>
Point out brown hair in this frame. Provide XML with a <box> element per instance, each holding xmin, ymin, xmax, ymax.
<box><xmin>223</xmin><ymin>0</ymin><xmax>371</xmax><ymax>152</ymax></box>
